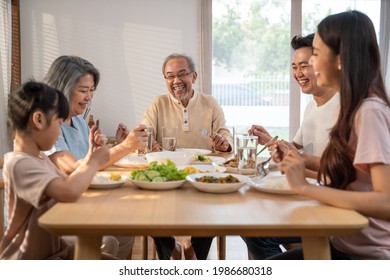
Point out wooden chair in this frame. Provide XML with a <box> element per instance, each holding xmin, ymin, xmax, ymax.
<box><xmin>141</xmin><ymin>236</ymin><xmax>226</xmax><ymax>260</ymax></box>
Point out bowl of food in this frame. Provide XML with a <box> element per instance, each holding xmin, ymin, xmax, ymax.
<box><xmin>131</xmin><ymin>160</ymin><xmax>188</xmax><ymax>190</ymax></box>
<box><xmin>145</xmin><ymin>151</ymin><xmax>192</xmax><ymax>166</ymax></box>
<box><xmin>186</xmin><ymin>172</ymin><xmax>249</xmax><ymax>193</ymax></box>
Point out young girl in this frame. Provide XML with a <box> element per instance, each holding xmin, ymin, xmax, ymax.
<box><xmin>0</xmin><ymin>81</ymin><xmax>110</xmax><ymax>259</ymax></box>
<box><xmin>276</xmin><ymin>10</ymin><xmax>390</xmax><ymax>259</ymax></box>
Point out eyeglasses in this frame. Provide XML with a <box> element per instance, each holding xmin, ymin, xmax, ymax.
<box><xmin>164</xmin><ymin>72</ymin><xmax>192</xmax><ymax>81</ymax></box>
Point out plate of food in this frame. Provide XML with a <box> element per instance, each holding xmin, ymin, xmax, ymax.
<box><xmin>90</xmin><ymin>173</ymin><xmax>130</xmax><ymax>189</ymax></box>
<box><xmin>186</xmin><ymin>172</ymin><xmax>249</xmax><ymax>194</ymax></box>
<box><xmin>191</xmin><ymin>155</ymin><xmax>226</xmax><ymax>165</ymax></box>
<box><xmin>175</xmin><ymin>148</ymin><xmax>212</xmax><ymax>156</ymax></box>
<box><xmin>220</xmin><ymin>157</ymin><xmax>238</xmax><ymax>173</ymax></box>
<box><xmin>114</xmin><ymin>155</ymin><xmax>149</xmax><ymax>169</ymax></box>
<box><xmin>177</xmin><ymin>165</ymin><xmax>227</xmax><ymax>174</ymax></box>
<box><xmin>248</xmin><ymin>172</ymin><xmax>318</xmax><ymax>195</ymax></box>
<box><xmin>130</xmin><ymin>160</ymin><xmax>188</xmax><ymax>190</ymax></box>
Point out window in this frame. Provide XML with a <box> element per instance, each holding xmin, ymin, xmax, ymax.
<box><xmin>212</xmin><ymin>0</ymin><xmax>381</xmax><ymax>141</ymax></box>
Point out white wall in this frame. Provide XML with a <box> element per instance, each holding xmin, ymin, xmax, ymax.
<box><xmin>20</xmin><ymin>0</ymin><xmax>200</xmax><ymax>136</ymax></box>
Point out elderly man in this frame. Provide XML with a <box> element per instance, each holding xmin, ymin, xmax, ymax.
<box><xmin>141</xmin><ymin>53</ymin><xmax>233</xmax><ymax>260</ymax></box>
<box><xmin>141</xmin><ymin>53</ymin><xmax>232</xmax><ymax>153</ymax></box>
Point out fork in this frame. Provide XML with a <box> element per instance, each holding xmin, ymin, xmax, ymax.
<box><xmin>255</xmin><ymin>156</ymin><xmax>271</xmax><ymax>178</ymax></box>
<box><xmin>256</xmin><ymin>135</ymin><xmax>278</xmax><ymax>156</ymax></box>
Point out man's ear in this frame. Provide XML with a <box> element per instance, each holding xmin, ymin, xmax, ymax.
<box><xmin>32</xmin><ymin>111</ymin><xmax>47</xmax><ymax>130</ymax></box>
<box><xmin>191</xmin><ymin>71</ymin><xmax>198</xmax><ymax>83</ymax></box>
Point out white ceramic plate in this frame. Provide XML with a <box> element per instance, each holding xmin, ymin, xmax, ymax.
<box><xmin>186</xmin><ymin>172</ymin><xmax>249</xmax><ymax>194</ymax></box>
<box><xmin>145</xmin><ymin>151</ymin><xmax>192</xmax><ymax>165</ymax></box>
<box><xmin>177</xmin><ymin>164</ymin><xmax>227</xmax><ymax>173</ymax></box>
<box><xmin>114</xmin><ymin>156</ymin><xmax>149</xmax><ymax>169</ymax></box>
<box><xmin>191</xmin><ymin>156</ymin><xmax>226</xmax><ymax>165</ymax></box>
<box><xmin>90</xmin><ymin>174</ymin><xmax>130</xmax><ymax>189</ymax></box>
<box><xmin>248</xmin><ymin>172</ymin><xmax>318</xmax><ymax>195</ymax></box>
<box><xmin>131</xmin><ymin>179</ymin><xmax>186</xmax><ymax>190</ymax></box>
<box><xmin>175</xmin><ymin>148</ymin><xmax>212</xmax><ymax>156</ymax></box>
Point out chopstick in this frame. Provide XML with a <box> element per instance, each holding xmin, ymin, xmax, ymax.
<box><xmin>257</xmin><ymin>135</ymin><xmax>278</xmax><ymax>156</ymax></box>
<box><xmin>83</xmin><ymin>107</ymin><xmax>91</xmax><ymax>120</ymax></box>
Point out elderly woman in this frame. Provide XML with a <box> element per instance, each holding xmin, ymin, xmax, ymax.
<box><xmin>43</xmin><ymin>55</ymin><xmax>146</xmax><ymax>259</ymax></box>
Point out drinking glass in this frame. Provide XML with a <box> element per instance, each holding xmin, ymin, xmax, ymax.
<box><xmin>162</xmin><ymin>126</ymin><xmax>178</xmax><ymax>151</ymax></box>
<box><xmin>233</xmin><ymin>126</ymin><xmax>250</xmax><ymax>156</ymax></box>
<box><xmin>237</xmin><ymin>135</ymin><xmax>258</xmax><ymax>175</ymax></box>
<box><xmin>138</xmin><ymin>126</ymin><xmax>153</xmax><ymax>155</ymax></box>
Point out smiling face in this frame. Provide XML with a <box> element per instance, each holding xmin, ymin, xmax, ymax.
<box><xmin>69</xmin><ymin>74</ymin><xmax>95</xmax><ymax>117</ymax></box>
<box><xmin>164</xmin><ymin>57</ymin><xmax>197</xmax><ymax>105</ymax></box>
<box><xmin>292</xmin><ymin>46</ymin><xmax>320</xmax><ymax>95</ymax></box>
<box><xmin>310</xmin><ymin>33</ymin><xmax>341</xmax><ymax>92</ymax></box>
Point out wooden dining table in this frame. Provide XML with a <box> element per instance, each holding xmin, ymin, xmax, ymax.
<box><xmin>38</xmin><ymin>165</ymin><xmax>368</xmax><ymax>260</ymax></box>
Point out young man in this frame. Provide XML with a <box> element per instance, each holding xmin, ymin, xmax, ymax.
<box><xmin>243</xmin><ymin>34</ymin><xmax>340</xmax><ymax>259</ymax></box>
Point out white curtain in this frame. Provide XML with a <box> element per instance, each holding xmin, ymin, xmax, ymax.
<box><xmin>0</xmin><ymin>0</ymin><xmax>12</xmax><ymax>156</ymax></box>
<box><xmin>380</xmin><ymin>0</ymin><xmax>390</xmax><ymax>93</ymax></box>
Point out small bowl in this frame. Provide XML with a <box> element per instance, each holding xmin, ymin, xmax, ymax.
<box><xmin>145</xmin><ymin>151</ymin><xmax>192</xmax><ymax>166</ymax></box>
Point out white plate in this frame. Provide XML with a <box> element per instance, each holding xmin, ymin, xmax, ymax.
<box><xmin>186</xmin><ymin>172</ymin><xmax>249</xmax><ymax>194</ymax></box>
<box><xmin>114</xmin><ymin>156</ymin><xmax>149</xmax><ymax>169</ymax></box>
<box><xmin>191</xmin><ymin>156</ymin><xmax>226</xmax><ymax>165</ymax></box>
<box><xmin>175</xmin><ymin>148</ymin><xmax>212</xmax><ymax>156</ymax></box>
<box><xmin>90</xmin><ymin>174</ymin><xmax>129</xmax><ymax>189</ymax></box>
<box><xmin>248</xmin><ymin>172</ymin><xmax>318</xmax><ymax>195</ymax></box>
<box><xmin>177</xmin><ymin>164</ymin><xmax>227</xmax><ymax>173</ymax></box>
<box><xmin>131</xmin><ymin>179</ymin><xmax>186</xmax><ymax>190</ymax></box>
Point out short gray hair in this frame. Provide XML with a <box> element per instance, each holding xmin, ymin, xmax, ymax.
<box><xmin>161</xmin><ymin>53</ymin><xmax>196</xmax><ymax>75</ymax></box>
<box><xmin>43</xmin><ymin>55</ymin><xmax>100</xmax><ymax>101</ymax></box>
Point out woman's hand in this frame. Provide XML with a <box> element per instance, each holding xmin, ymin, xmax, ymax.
<box><xmin>249</xmin><ymin>125</ymin><xmax>272</xmax><ymax>145</ymax></box>
<box><xmin>279</xmin><ymin>150</ymin><xmax>307</xmax><ymax>193</ymax></box>
<box><xmin>115</xmin><ymin>122</ymin><xmax>129</xmax><ymax>144</ymax></box>
<box><xmin>89</xmin><ymin>123</ymin><xmax>107</xmax><ymax>152</ymax></box>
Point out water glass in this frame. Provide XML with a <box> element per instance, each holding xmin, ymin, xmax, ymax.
<box><xmin>162</xmin><ymin>126</ymin><xmax>178</xmax><ymax>151</ymax></box>
<box><xmin>237</xmin><ymin>135</ymin><xmax>258</xmax><ymax>175</ymax></box>
<box><xmin>233</xmin><ymin>126</ymin><xmax>250</xmax><ymax>156</ymax></box>
<box><xmin>144</xmin><ymin>127</ymin><xmax>153</xmax><ymax>154</ymax></box>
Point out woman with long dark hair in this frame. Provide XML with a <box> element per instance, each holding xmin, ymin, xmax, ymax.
<box><xmin>277</xmin><ymin>10</ymin><xmax>390</xmax><ymax>259</ymax></box>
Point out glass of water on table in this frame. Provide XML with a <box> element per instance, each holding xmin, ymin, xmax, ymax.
<box><xmin>237</xmin><ymin>135</ymin><xmax>258</xmax><ymax>175</ymax></box>
<box><xmin>162</xmin><ymin>126</ymin><xmax>178</xmax><ymax>151</ymax></box>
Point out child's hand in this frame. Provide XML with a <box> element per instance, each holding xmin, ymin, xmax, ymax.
<box><xmin>122</xmin><ymin>124</ymin><xmax>148</xmax><ymax>152</ymax></box>
<box><xmin>90</xmin><ymin>143</ymin><xmax>111</xmax><ymax>167</ymax></box>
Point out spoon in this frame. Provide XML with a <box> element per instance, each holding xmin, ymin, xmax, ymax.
<box><xmin>255</xmin><ymin>156</ymin><xmax>271</xmax><ymax>178</ymax></box>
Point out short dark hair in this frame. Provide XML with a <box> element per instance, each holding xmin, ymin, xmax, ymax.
<box><xmin>290</xmin><ymin>34</ymin><xmax>315</xmax><ymax>50</ymax></box>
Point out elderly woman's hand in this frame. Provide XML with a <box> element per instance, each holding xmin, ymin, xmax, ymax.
<box><xmin>211</xmin><ymin>133</ymin><xmax>231</xmax><ymax>152</ymax></box>
<box><xmin>90</xmin><ymin>123</ymin><xmax>107</xmax><ymax>151</ymax></box>
<box><xmin>115</xmin><ymin>122</ymin><xmax>129</xmax><ymax>144</ymax></box>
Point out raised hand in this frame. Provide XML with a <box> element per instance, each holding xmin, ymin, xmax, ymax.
<box><xmin>249</xmin><ymin>125</ymin><xmax>272</xmax><ymax>145</ymax></box>
<box><xmin>115</xmin><ymin>122</ymin><xmax>129</xmax><ymax>144</ymax></box>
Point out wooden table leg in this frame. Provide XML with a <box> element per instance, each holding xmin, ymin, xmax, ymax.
<box><xmin>301</xmin><ymin>236</ymin><xmax>330</xmax><ymax>260</ymax></box>
<box><xmin>217</xmin><ymin>236</ymin><xmax>226</xmax><ymax>260</ymax></box>
<box><xmin>75</xmin><ymin>235</ymin><xmax>101</xmax><ymax>260</ymax></box>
